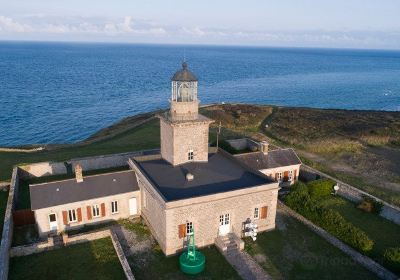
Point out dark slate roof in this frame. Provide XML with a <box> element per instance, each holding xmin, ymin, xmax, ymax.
<box><xmin>171</xmin><ymin>62</ymin><xmax>198</xmax><ymax>82</ymax></box>
<box><xmin>30</xmin><ymin>171</ymin><xmax>138</xmax><ymax>210</ymax></box>
<box><xmin>133</xmin><ymin>150</ymin><xmax>273</xmax><ymax>202</ymax></box>
<box><xmin>235</xmin><ymin>149</ymin><xmax>302</xmax><ymax>170</ymax></box>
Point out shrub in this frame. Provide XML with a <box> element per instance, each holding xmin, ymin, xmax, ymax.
<box><xmin>357</xmin><ymin>196</ymin><xmax>383</xmax><ymax>214</ymax></box>
<box><xmin>285</xmin><ymin>186</ymin><xmax>374</xmax><ymax>253</ymax></box>
<box><xmin>307</xmin><ymin>178</ymin><xmax>336</xmax><ymax>199</ymax></box>
<box><xmin>384</xmin><ymin>247</ymin><xmax>400</xmax><ymax>271</ymax></box>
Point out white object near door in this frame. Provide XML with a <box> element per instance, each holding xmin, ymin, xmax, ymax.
<box><xmin>219</xmin><ymin>213</ymin><xmax>230</xmax><ymax>235</ymax></box>
<box><xmin>48</xmin><ymin>213</ymin><xmax>58</xmax><ymax>231</ymax></box>
<box><xmin>129</xmin><ymin>198</ymin><xmax>138</xmax><ymax>215</ymax></box>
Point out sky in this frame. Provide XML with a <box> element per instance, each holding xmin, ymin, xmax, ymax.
<box><xmin>0</xmin><ymin>0</ymin><xmax>400</xmax><ymax>49</ymax></box>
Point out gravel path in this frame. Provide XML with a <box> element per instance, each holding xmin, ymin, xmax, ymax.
<box><xmin>224</xmin><ymin>249</ymin><xmax>273</xmax><ymax>280</ymax></box>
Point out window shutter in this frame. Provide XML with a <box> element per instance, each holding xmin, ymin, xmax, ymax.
<box><xmin>275</xmin><ymin>173</ymin><xmax>278</xmax><ymax>181</ymax></box>
<box><xmin>77</xmin><ymin>208</ymin><xmax>82</xmax><ymax>222</ymax></box>
<box><xmin>294</xmin><ymin>169</ymin><xmax>297</xmax><ymax>180</ymax></box>
<box><xmin>86</xmin><ymin>206</ymin><xmax>92</xmax><ymax>220</ymax></box>
<box><xmin>283</xmin><ymin>171</ymin><xmax>289</xmax><ymax>182</ymax></box>
<box><xmin>62</xmin><ymin>211</ymin><xmax>68</xmax><ymax>225</ymax></box>
<box><xmin>260</xmin><ymin>206</ymin><xmax>268</xmax><ymax>219</ymax></box>
<box><xmin>101</xmin><ymin>203</ymin><xmax>106</xmax><ymax>217</ymax></box>
<box><xmin>178</xmin><ymin>224</ymin><xmax>186</xmax><ymax>239</ymax></box>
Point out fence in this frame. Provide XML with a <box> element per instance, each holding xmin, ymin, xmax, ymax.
<box><xmin>13</xmin><ymin>209</ymin><xmax>35</xmax><ymax>227</ymax></box>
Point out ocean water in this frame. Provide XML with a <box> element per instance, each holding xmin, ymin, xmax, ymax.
<box><xmin>1</xmin><ymin>41</ymin><xmax>400</xmax><ymax>146</ymax></box>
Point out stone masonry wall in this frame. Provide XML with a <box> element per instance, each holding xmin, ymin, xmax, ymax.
<box><xmin>0</xmin><ymin>167</ymin><xmax>19</xmax><ymax>280</ymax></box>
<box><xmin>164</xmin><ymin>184</ymin><xmax>279</xmax><ymax>255</ymax></box>
<box><xmin>172</xmin><ymin>121</ymin><xmax>210</xmax><ymax>165</ymax></box>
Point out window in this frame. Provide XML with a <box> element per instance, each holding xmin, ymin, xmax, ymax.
<box><xmin>186</xmin><ymin>222</ymin><xmax>193</xmax><ymax>235</ymax></box>
<box><xmin>277</xmin><ymin>172</ymin><xmax>283</xmax><ymax>182</ymax></box>
<box><xmin>68</xmin><ymin>209</ymin><xmax>77</xmax><ymax>223</ymax></box>
<box><xmin>111</xmin><ymin>201</ymin><xmax>118</xmax><ymax>214</ymax></box>
<box><xmin>219</xmin><ymin>214</ymin><xmax>230</xmax><ymax>225</ymax></box>
<box><xmin>254</xmin><ymin>207</ymin><xmax>260</xmax><ymax>219</ymax></box>
<box><xmin>49</xmin><ymin>213</ymin><xmax>56</xmax><ymax>222</ymax></box>
<box><xmin>92</xmin><ymin>204</ymin><xmax>100</xmax><ymax>218</ymax></box>
<box><xmin>288</xmin><ymin>170</ymin><xmax>293</xmax><ymax>181</ymax></box>
<box><xmin>188</xmin><ymin>149</ymin><xmax>194</xmax><ymax>161</ymax></box>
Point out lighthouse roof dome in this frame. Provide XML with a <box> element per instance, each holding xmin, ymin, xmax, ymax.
<box><xmin>171</xmin><ymin>62</ymin><xmax>198</xmax><ymax>82</ymax></box>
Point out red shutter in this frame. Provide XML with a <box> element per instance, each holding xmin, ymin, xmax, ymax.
<box><xmin>275</xmin><ymin>173</ymin><xmax>278</xmax><ymax>181</ymax></box>
<box><xmin>62</xmin><ymin>211</ymin><xmax>68</xmax><ymax>225</ymax></box>
<box><xmin>178</xmin><ymin>224</ymin><xmax>186</xmax><ymax>239</ymax></box>
<box><xmin>101</xmin><ymin>203</ymin><xmax>106</xmax><ymax>217</ymax></box>
<box><xmin>87</xmin><ymin>206</ymin><xmax>92</xmax><ymax>220</ymax></box>
<box><xmin>294</xmin><ymin>169</ymin><xmax>297</xmax><ymax>180</ymax></box>
<box><xmin>77</xmin><ymin>208</ymin><xmax>82</xmax><ymax>222</ymax></box>
<box><xmin>283</xmin><ymin>171</ymin><xmax>289</xmax><ymax>182</ymax></box>
<box><xmin>260</xmin><ymin>206</ymin><xmax>268</xmax><ymax>219</ymax></box>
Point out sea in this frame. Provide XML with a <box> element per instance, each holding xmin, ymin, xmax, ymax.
<box><xmin>1</xmin><ymin>41</ymin><xmax>400</xmax><ymax>146</ymax></box>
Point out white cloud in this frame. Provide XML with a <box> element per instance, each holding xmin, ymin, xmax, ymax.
<box><xmin>0</xmin><ymin>15</ymin><xmax>399</xmax><ymax>49</ymax></box>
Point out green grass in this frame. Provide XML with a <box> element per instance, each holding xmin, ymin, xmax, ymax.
<box><xmin>245</xmin><ymin>212</ymin><xmax>379</xmax><ymax>280</ymax></box>
<box><xmin>0</xmin><ymin>118</ymin><xmax>160</xmax><ymax>182</ymax></box>
<box><xmin>129</xmin><ymin>246</ymin><xmax>240</xmax><ymax>280</ymax></box>
<box><xmin>319</xmin><ymin>196</ymin><xmax>400</xmax><ymax>274</ymax></box>
<box><xmin>117</xmin><ymin>218</ymin><xmax>149</xmax><ymax>241</ymax></box>
<box><xmin>9</xmin><ymin>237</ymin><xmax>126</xmax><ymax>280</ymax></box>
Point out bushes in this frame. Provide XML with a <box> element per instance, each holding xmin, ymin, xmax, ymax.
<box><xmin>307</xmin><ymin>178</ymin><xmax>336</xmax><ymax>199</ymax></box>
<box><xmin>357</xmin><ymin>195</ymin><xmax>383</xmax><ymax>214</ymax></box>
<box><xmin>285</xmin><ymin>186</ymin><xmax>374</xmax><ymax>253</ymax></box>
<box><xmin>384</xmin><ymin>247</ymin><xmax>400</xmax><ymax>271</ymax></box>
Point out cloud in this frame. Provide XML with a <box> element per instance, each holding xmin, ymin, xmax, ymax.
<box><xmin>0</xmin><ymin>15</ymin><xmax>399</xmax><ymax>49</ymax></box>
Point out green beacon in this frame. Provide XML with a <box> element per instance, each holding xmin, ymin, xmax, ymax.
<box><xmin>179</xmin><ymin>229</ymin><xmax>205</xmax><ymax>275</ymax></box>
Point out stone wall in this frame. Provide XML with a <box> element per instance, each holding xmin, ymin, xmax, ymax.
<box><xmin>0</xmin><ymin>167</ymin><xmax>19</xmax><ymax>280</ymax></box>
<box><xmin>226</xmin><ymin>138</ymin><xmax>259</xmax><ymax>152</ymax></box>
<box><xmin>10</xmin><ymin>237</ymin><xmax>55</xmax><ymax>257</ymax></box>
<box><xmin>17</xmin><ymin>150</ymin><xmax>158</xmax><ymax>179</ymax></box>
<box><xmin>300</xmin><ymin>165</ymin><xmax>400</xmax><ymax>225</ymax></box>
<box><xmin>278</xmin><ymin>201</ymin><xmax>398</xmax><ymax>280</ymax></box>
<box><xmin>164</xmin><ymin>184</ymin><xmax>279</xmax><ymax>255</ymax></box>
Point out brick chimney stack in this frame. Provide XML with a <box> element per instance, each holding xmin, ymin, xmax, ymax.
<box><xmin>259</xmin><ymin>141</ymin><xmax>269</xmax><ymax>155</ymax></box>
<box><xmin>75</xmin><ymin>164</ymin><xmax>83</xmax><ymax>183</ymax></box>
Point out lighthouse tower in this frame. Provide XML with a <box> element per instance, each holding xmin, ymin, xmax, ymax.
<box><xmin>160</xmin><ymin>62</ymin><xmax>214</xmax><ymax>166</ymax></box>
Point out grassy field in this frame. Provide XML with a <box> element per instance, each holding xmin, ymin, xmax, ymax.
<box><xmin>319</xmin><ymin>196</ymin><xmax>400</xmax><ymax>274</ymax></box>
<box><xmin>0</xmin><ymin>118</ymin><xmax>160</xmax><ymax>182</ymax></box>
<box><xmin>118</xmin><ymin>217</ymin><xmax>240</xmax><ymax>280</ymax></box>
<box><xmin>9</xmin><ymin>237</ymin><xmax>126</xmax><ymax>280</ymax></box>
<box><xmin>245</xmin><ymin>211</ymin><xmax>379</xmax><ymax>280</ymax></box>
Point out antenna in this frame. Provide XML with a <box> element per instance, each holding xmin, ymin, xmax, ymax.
<box><xmin>216</xmin><ymin>121</ymin><xmax>222</xmax><ymax>150</ymax></box>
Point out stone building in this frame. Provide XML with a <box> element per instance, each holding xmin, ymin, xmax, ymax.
<box><xmin>129</xmin><ymin>63</ymin><xmax>279</xmax><ymax>255</ymax></box>
<box><xmin>29</xmin><ymin>62</ymin><xmax>279</xmax><ymax>255</ymax></box>
<box><xmin>234</xmin><ymin>141</ymin><xmax>302</xmax><ymax>187</ymax></box>
<box><xmin>30</xmin><ymin>169</ymin><xmax>140</xmax><ymax>237</ymax></box>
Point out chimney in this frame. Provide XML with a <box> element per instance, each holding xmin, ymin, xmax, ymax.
<box><xmin>75</xmin><ymin>164</ymin><xmax>83</xmax><ymax>183</ymax></box>
<box><xmin>259</xmin><ymin>141</ymin><xmax>269</xmax><ymax>155</ymax></box>
<box><xmin>186</xmin><ymin>173</ymin><xmax>194</xmax><ymax>182</ymax></box>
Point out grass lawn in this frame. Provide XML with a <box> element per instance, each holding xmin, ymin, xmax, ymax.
<box><xmin>245</xmin><ymin>211</ymin><xmax>379</xmax><ymax>280</ymax></box>
<box><xmin>319</xmin><ymin>196</ymin><xmax>400</xmax><ymax>274</ymax></box>
<box><xmin>9</xmin><ymin>237</ymin><xmax>125</xmax><ymax>280</ymax></box>
<box><xmin>0</xmin><ymin>118</ymin><xmax>160</xmax><ymax>182</ymax></box>
<box><xmin>121</xmin><ymin>218</ymin><xmax>240</xmax><ymax>280</ymax></box>
<box><xmin>129</xmin><ymin>245</ymin><xmax>240</xmax><ymax>280</ymax></box>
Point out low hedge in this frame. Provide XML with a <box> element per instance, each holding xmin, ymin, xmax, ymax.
<box><xmin>384</xmin><ymin>247</ymin><xmax>400</xmax><ymax>271</ymax></box>
<box><xmin>307</xmin><ymin>178</ymin><xmax>336</xmax><ymax>199</ymax></box>
<box><xmin>285</xmin><ymin>185</ymin><xmax>374</xmax><ymax>253</ymax></box>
